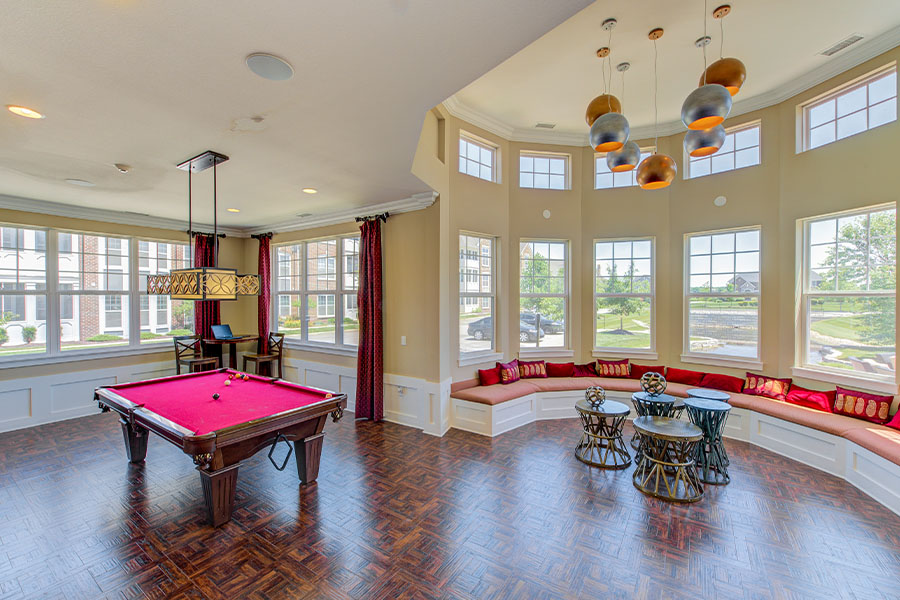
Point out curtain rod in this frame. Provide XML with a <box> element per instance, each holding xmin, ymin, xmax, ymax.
<box><xmin>187</xmin><ymin>230</ymin><xmax>226</xmax><ymax>239</ymax></box>
<box><xmin>251</xmin><ymin>232</ymin><xmax>273</xmax><ymax>240</ymax></box>
<box><xmin>355</xmin><ymin>212</ymin><xmax>389</xmax><ymax>223</ymax></box>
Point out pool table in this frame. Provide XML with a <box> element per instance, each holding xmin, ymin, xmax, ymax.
<box><xmin>95</xmin><ymin>368</ymin><xmax>346</xmax><ymax>526</ymax></box>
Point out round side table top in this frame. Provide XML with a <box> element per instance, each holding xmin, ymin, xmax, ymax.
<box><xmin>632</xmin><ymin>392</ymin><xmax>676</xmax><ymax>404</ymax></box>
<box><xmin>686</xmin><ymin>388</ymin><xmax>731</xmax><ymax>402</ymax></box>
<box><xmin>633</xmin><ymin>416</ymin><xmax>702</xmax><ymax>441</ymax></box>
<box><xmin>575</xmin><ymin>399</ymin><xmax>630</xmax><ymax>416</ymax></box>
<box><xmin>684</xmin><ymin>397</ymin><xmax>731</xmax><ymax>412</ymax></box>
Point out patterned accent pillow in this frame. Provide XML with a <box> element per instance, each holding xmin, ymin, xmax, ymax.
<box><xmin>834</xmin><ymin>386</ymin><xmax>893</xmax><ymax>424</ymax></box>
<box><xmin>573</xmin><ymin>362</ymin><xmax>597</xmax><ymax>377</ymax></box>
<box><xmin>478</xmin><ymin>366</ymin><xmax>501</xmax><ymax>386</ymax></box>
<box><xmin>785</xmin><ymin>385</ymin><xmax>835</xmax><ymax>413</ymax></box>
<box><xmin>630</xmin><ymin>364</ymin><xmax>665</xmax><ymax>380</ymax></box>
<box><xmin>518</xmin><ymin>360</ymin><xmax>548</xmax><ymax>379</ymax></box>
<box><xmin>744</xmin><ymin>373</ymin><xmax>792</xmax><ymax>401</ymax></box>
<box><xmin>497</xmin><ymin>360</ymin><xmax>521</xmax><ymax>385</ymax></box>
<box><xmin>595</xmin><ymin>359</ymin><xmax>630</xmax><ymax>378</ymax></box>
<box><xmin>546</xmin><ymin>362</ymin><xmax>575</xmax><ymax>377</ymax></box>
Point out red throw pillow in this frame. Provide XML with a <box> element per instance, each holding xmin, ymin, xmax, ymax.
<box><xmin>666</xmin><ymin>368</ymin><xmax>705</xmax><ymax>386</ymax></box>
<box><xmin>834</xmin><ymin>386</ymin><xmax>893</xmax><ymax>424</ymax></box>
<box><xmin>595</xmin><ymin>359</ymin><xmax>630</xmax><ymax>378</ymax></box>
<box><xmin>886</xmin><ymin>409</ymin><xmax>900</xmax><ymax>431</ymax></box>
<box><xmin>743</xmin><ymin>373</ymin><xmax>792</xmax><ymax>401</ymax></box>
<box><xmin>573</xmin><ymin>362</ymin><xmax>597</xmax><ymax>377</ymax></box>
<box><xmin>699</xmin><ymin>372</ymin><xmax>744</xmax><ymax>393</ymax></box>
<box><xmin>546</xmin><ymin>362</ymin><xmax>575</xmax><ymax>377</ymax></box>
<box><xmin>518</xmin><ymin>360</ymin><xmax>547</xmax><ymax>379</ymax></box>
<box><xmin>497</xmin><ymin>360</ymin><xmax>520</xmax><ymax>384</ymax></box>
<box><xmin>785</xmin><ymin>385</ymin><xmax>835</xmax><ymax>413</ymax></box>
<box><xmin>478</xmin><ymin>366</ymin><xmax>501</xmax><ymax>386</ymax></box>
<box><xmin>630</xmin><ymin>364</ymin><xmax>665</xmax><ymax>380</ymax></box>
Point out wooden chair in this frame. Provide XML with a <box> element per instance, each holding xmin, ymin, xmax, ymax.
<box><xmin>242</xmin><ymin>333</ymin><xmax>285</xmax><ymax>379</ymax></box>
<box><xmin>174</xmin><ymin>335</ymin><xmax>219</xmax><ymax>374</ymax></box>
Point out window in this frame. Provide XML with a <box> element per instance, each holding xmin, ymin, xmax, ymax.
<box><xmin>594</xmin><ymin>239</ymin><xmax>654</xmax><ymax>352</ymax></box>
<box><xmin>687</xmin><ymin>121</ymin><xmax>760</xmax><ymax>178</ymax></box>
<box><xmin>594</xmin><ymin>149</ymin><xmax>653</xmax><ymax>189</ymax></box>
<box><xmin>685</xmin><ymin>227</ymin><xmax>761</xmax><ymax>361</ymax></box>
<box><xmin>519</xmin><ymin>152</ymin><xmax>568</xmax><ymax>190</ymax></box>
<box><xmin>799</xmin><ymin>205</ymin><xmax>895</xmax><ymax>381</ymax></box>
<box><xmin>802</xmin><ymin>64</ymin><xmax>896</xmax><ymax>151</ymax></box>
<box><xmin>0</xmin><ymin>226</ymin><xmax>47</xmax><ymax>357</ymax></box>
<box><xmin>520</xmin><ymin>241</ymin><xmax>568</xmax><ymax>349</ymax></box>
<box><xmin>459</xmin><ymin>133</ymin><xmax>497</xmax><ymax>182</ymax></box>
<box><xmin>136</xmin><ymin>240</ymin><xmax>192</xmax><ymax>345</ymax></box>
<box><xmin>273</xmin><ymin>235</ymin><xmax>360</xmax><ymax>348</ymax></box>
<box><xmin>459</xmin><ymin>233</ymin><xmax>496</xmax><ymax>356</ymax></box>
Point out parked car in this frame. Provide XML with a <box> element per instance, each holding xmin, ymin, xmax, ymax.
<box><xmin>467</xmin><ymin>317</ymin><xmax>545</xmax><ymax>342</ymax></box>
<box><xmin>520</xmin><ymin>312</ymin><xmax>564</xmax><ymax>334</ymax></box>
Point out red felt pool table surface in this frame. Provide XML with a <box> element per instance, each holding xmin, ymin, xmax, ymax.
<box><xmin>105</xmin><ymin>369</ymin><xmax>333</xmax><ymax>435</ymax></box>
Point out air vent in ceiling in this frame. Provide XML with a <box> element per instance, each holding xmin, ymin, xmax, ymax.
<box><xmin>535</xmin><ymin>122</ymin><xmax>556</xmax><ymax>129</ymax></box>
<box><xmin>820</xmin><ymin>34</ymin><xmax>864</xmax><ymax>57</ymax></box>
<box><xmin>296</xmin><ymin>212</ymin><xmax>313</xmax><ymax>218</ymax></box>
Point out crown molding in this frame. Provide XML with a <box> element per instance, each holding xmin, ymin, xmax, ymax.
<box><xmin>443</xmin><ymin>24</ymin><xmax>900</xmax><ymax>147</ymax></box>
<box><xmin>256</xmin><ymin>191</ymin><xmax>438</xmax><ymax>235</ymax></box>
<box><xmin>0</xmin><ymin>193</ymin><xmax>248</xmax><ymax>237</ymax></box>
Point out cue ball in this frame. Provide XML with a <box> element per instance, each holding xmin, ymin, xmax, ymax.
<box><xmin>225</xmin><ymin>380</ymin><xmax>231</xmax><ymax>386</ymax></box>
<box><xmin>212</xmin><ymin>393</ymin><xmax>219</xmax><ymax>400</ymax></box>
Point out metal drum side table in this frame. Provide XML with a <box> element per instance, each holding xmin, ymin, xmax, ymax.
<box><xmin>684</xmin><ymin>397</ymin><xmax>731</xmax><ymax>485</ymax></box>
<box><xmin>575</xmin><ymin>399</ymin><xmax>631</xmax><ymax>469</ymax></box>
<box><xmin>632</xmin><ymin>416</ymin><xmax>704</xmax><ymax>503</ymax></box>
<box><xmin>630</xmin><ymin>392</ymin><xmax>679</xmax><ymax>452</ymax></box>
<box><xmin>686</xmin><ymin>388</ymin><xmax>731</xmax><ymax>402</ymax></box>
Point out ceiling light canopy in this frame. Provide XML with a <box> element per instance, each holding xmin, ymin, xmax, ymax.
<box><xmin>227</xmin><ymin>208</ymin><xmax>240</xmax><ymax>213</ymax></box>
<box><xmin>7</xmin><ymin>105</ymin><xmax>44</xmax><ymax>119</ymax></box>
<box><xmin>246</xmin><ymin>53</ymin><xmax>294</xmax><ymax>81</ymax></box>
<box><xmin>302</xmin><ymin>187</ymin><xmax>318</xmax><ymax>194</ymax></box>
<box><xmin>684</xmin><ymin>124</ymin><xmax>726</xmax><ymax>157</ymax></box>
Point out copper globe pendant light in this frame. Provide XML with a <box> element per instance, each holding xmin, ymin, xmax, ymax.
<box><xmin>606</xmin><ymin>62</ymin><xmax>641</xmax><ymax>172</ymax></box>
<box><xmin>636</xmin><ymin>28</ymin><xmax>677</xmax><ymax>190</ymax></box>
<box><xmin>681</xmin><ymin>0</ymin><xmax>732</xmax><ymax>130</ymax></box>
<box><xmin>701</xmin><ymin>5</ymin><xmax>747</xmax><ymax>96</ymax></box>
<box><xmin>588</xmin><ymin>18</ymin><xmax>630</xmax><ymax>153</ymax></box>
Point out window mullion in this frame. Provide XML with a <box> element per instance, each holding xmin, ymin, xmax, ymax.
<box><xmin>128</xmin><ymin>237</ymin><xmax>139</xmax><ymax>348</ymax></box>
<box><xmin>47</xmin><ymin>229</ymin><xmax>60</xmax><ymax>356</ymax></box>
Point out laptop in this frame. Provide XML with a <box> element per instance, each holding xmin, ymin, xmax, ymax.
<box><xmin>211</xmin><ymin>324</ymin><xmax>236</xmax><ymax>340</ymax></box>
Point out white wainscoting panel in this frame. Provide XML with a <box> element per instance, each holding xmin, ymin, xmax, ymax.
<box><xmin>0</xmin><ymin>388</ymin><xmax>31</xmax><ymax>426</ymax></box>
<box><xmin>751</xmin><ymin>413</ymin><xmax>846</xmax><ymax>474</ymax></box>
<box><xmin>845</xmin><ymin>444</ymin><xmax>900</xmax><ymax>516</ymax></box>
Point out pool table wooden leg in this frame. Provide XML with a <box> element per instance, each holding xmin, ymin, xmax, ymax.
<box><xmin>119</xmin><ymin>418</ymin><xmax>149</xmax><ymax>463</ymax></box>
<box><xmin>198</xmin><ymin>463</ymin><xmax>239</xmax><ymax>527</ymax></box>
<box><xmin>295</xmin><ymin>433</ymin><xmax>324</xmax><ymax>484</ymax></box>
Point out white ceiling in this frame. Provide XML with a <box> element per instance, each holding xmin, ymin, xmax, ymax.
<box><xmin>0</xmin><ymin>0</ymin><xmax>592</xmax><ymax>230</ymax></box>
<box><xmin>451</xmin><ymin>0</ymin><xmax>900</xmax><ymax>143</ymax></box>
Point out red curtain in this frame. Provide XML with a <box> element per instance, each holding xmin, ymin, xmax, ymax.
<box><xmin>193</xmin><ymin>234</ymin><xmax>219</xmax><ymax>340</ymax></box>
<box><xmin>257</xmin><ymin>234</ymin><xmax>272</xmax><ymax>370</ymax></box>
<box><xmin>355</xmin><ymin>219</ymin><xmax>384</xmax><ymax>421</ymax></box>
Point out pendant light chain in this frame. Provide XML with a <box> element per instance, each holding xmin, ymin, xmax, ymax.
<box><xmin>653</xmin><ymin>38</ymin><xmax>659</xmax><ymax>151</ymax></box>
<box><xmin>605</xmin><ymin>26</ymin><xmax>613</xmax><ymax>111</ymax></box>
<box><xmin>719</xmin><ymin>17</ymin><xmax>725</xmax><ymax>59</ymax></box>
<box><xmin>702</xmin><ymin>0</ymin><xmax>709</xmax><ymax>85</ymax></box>
<box><xmin>213</xmin><ymin>160</ymin><xmax>218</xmax><ymax>268</ymax></box>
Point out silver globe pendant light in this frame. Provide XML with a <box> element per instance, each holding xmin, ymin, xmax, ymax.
<box><xmin>606</xmin><ymin>62</ymin><xmax>640</xmax><ymax>172</ymax></box>
<box><xmin>685</xmin><ymin>124</ymin><xmax>726</xmax><ymax>157</ymax></box>
<box><xmin>587</xmin><ymin>18</ymin><xmax>629</xmax><ymax>153</ymax></box>
<box><xmin>636</xmin><ymin>28</ymin><xmax>677</xmax><ymax>191</ymax></box>
<box><xmin>681</xmin><ymin>0</ymin><xmax>732</xmax><ymax>130</ymax></box>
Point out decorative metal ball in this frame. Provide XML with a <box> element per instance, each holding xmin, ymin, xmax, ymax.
<box><xmin>681</xmin><ymin>83</ymin><xmax>733</xmax><ymax>130</ymax></box>
<box><xmin>585</xmin><ymin>385</ymin><xmax>606</xmax><ymax>407</ymax></box>
<box><xmin>684</xmin><ymin>124</ymin><xmax>726</xmax><ymax>157</ymax></box>
<box><xmin>640</xmin><ymin>372</ymin><xmax>667</xmax><ymax>396</ymax></box>
<box><xmin>636</xmin><ymin>153</ymin><xmax>677</xmax><ymax>190</ymax></box>
<box><xmin>590</xmin><ymin>112</ymin><xmax>630</xmax><ymax>153</ymax></box>
<box><xmin>606</xmin><ymin>140</ymin><xmax>641</xmax><ymax>172</ymax></box>
<box><xmin>585</xmin><ymin>94</ymin><xmax>622</xmax><ymax>126</ymax></box>
<box><xmin>701</xmin><ymin>57</ymin><xmax>747</xmax><ymax>96</ymax></box>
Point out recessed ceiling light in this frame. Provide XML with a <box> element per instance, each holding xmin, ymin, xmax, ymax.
<box><xmin>7</xmin><ymin>105</ymin><xmax>45</xmax><ymax>119</ymax></box>
<box><xmin>246</xmin><ymin>53</ymin><xmax>294</xmax><ymax>81</ymax></box>
<box><xmin>65</xmin><ymin>178</ymin><xmax>95</xmax><ymax>187</ymax></box>
<box><xmin>226</xmin><ymin>208</ymin><xmax>240</xmax><ymax>213</ymax></box>
<box><xmin>302</xmin><ymin>188</ymin><xmax>318</xmax><ymax>194</ymax></box>
<box><xmin>114</xmin><ymin>163</ymin><xmax>131</xmax><ymax>174</ymax></box>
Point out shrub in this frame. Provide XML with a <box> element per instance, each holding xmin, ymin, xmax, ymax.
<box><xmin>0</xmin><ymin>328</ymin><xmax>7</xmax><ymax>346</ymax></box>
<box><xmin>87</xmin><ymin>334</ymin><xmax>123</xmax><ymax>342</ymax></box>
<box><xmin>282</xmin><ymin>319</ymin><xmax>303</xmax><ymax>329</ymax></box>
<box><xmin>140</xmin><ymin>332</ymin><xmax>163</xmax><ymax>340</ymax></box>
<box><xmin>168</xmin><ymin>328</ymin><xmax>193</xmax><ymax>336</ymax></box>
<box><xmin>22</xmin><ymin>326</ymin><xmax>36</xmax><ymax>344</ymax></box>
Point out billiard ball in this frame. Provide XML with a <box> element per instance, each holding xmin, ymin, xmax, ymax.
<box><xmin>325</xmin><ymin>393</ymin><xmax>332</xmax><ymax>399</ymax></box>
<box><xmin>242</xmin><ymin>374</ymin><xmax>249</xmax><ymax>381</ymax></box>
<box><xmin>212</xmin><ymin>393</ymin><xmax>220</xmax><ymax>400</ymax></box>
<box><xmin>228</xmin><ymin>374</ymin><xmax>235</xmax><ymax>380</ymax></box>
<box><xmin>225</xmin><ymin>380</ymin><xmax>231</xmax><ymax>387</ymax></box>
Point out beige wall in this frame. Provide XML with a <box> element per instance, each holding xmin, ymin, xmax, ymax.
<box><xmin>420</xmin><ymin>46</ymin><xmax>900</xmax><ymax>391</ymax></box>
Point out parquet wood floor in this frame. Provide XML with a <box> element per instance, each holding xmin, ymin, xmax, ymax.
<box><xmin>1</xmin><ymin>413</ymin><xmax>899</xmax><ymax>599</ymax></box>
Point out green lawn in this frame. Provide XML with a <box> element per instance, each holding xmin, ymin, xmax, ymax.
<box><xmin>595</xmin><ymin>332</ymin><xmax>651</xmax><ymax>349</ymax></box>
<box><xmin>810</xmin><ymin>316</ymin><xmax>863</xmax><ymax>342</ymax></box>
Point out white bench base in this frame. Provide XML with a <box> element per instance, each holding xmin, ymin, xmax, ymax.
<box><xmin>451</xmin><ymin>391</ymin><xmax>900</xmax><ymax>516</ymax></box>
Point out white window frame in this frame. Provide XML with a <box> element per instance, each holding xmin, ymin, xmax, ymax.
<box><xmin>136</xmin><ymin>239</ymin><xmax>192</xmax><ymax>344</ymax></box>
<box><xmin>459</xmin><ymin>132</ymin><xmax>500</xmax><ymax>183</ymax></box>
<box><xmin>682</xmin><ymin>226</ymin><xmax>762</xmax><ymax>369</ymax></box>
<box><xmin>519</xmin><ymin>239</ymin><xmax>572</xmax><ymax>357</ymax></box>
<box><xmin>459</xmin><ymin>232</ymin><xmax>499</xmax><ymax>365</ymax></box>
<box><xmin>593</xmin><ymin>237</ymin><xmax>657</xmax><ymax>359</ymax></box>
<box><xmin>799</xmin><ymin>63</ymin><xmax>897</xmax><ymax>153</ymax></box>
<box><xmin>594</xmin><ymin>147</ymin><xmax>655</xmax><ymax>190</ymax></box>
<box><xmin>271</xmin><ymin>234</ymin><xmax>360</xmax><ymax>356</ymax></box>
<box><xmin>793</xmin><ymin>204</ymin><xmax>897</xmax><ymax>392</ymax></box>
<box><xmin>685</xmin><ymin>120</ymin><xmax>761</xmax><ymax>179</ymax></box>
<box><xmin>519</xmin><ymin>151</ymin><xmax>570</xmax><ymax>190</ymax></box>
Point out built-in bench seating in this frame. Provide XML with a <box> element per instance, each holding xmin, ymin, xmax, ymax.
<box><xmin>450</xmin><ymin>375</ymin><xmax>900</xmax><ymax>514</ymax></box>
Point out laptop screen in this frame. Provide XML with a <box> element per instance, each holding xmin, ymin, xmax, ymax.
<box><xmin>211</xmin><ymin>324</ymin><xmax>234</xmax><ymax>339</ymax></box>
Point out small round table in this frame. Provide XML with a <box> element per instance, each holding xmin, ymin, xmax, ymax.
<box><xmin>632</xmin><ymin>416</ymin><xmax>704</xmax><ymax>503</ymax></box>
<box><xmin>684</xmin><ymin>397</ymin><xmax>731</xmax><ymax>485</ymax></box>
<box><xmin>686</xmin><ymin>388</ymin><xmax>731</xmax><ymax>402</ymax></box>
<box><xmin>630</xmin><ymin>392</ymin><xmax>684</xmax><ymax>451</ymax></box>
<box><xmin>574</xmin><ymin>399</ymin><xmax>631</xmax><ymax>469</ymax></box>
